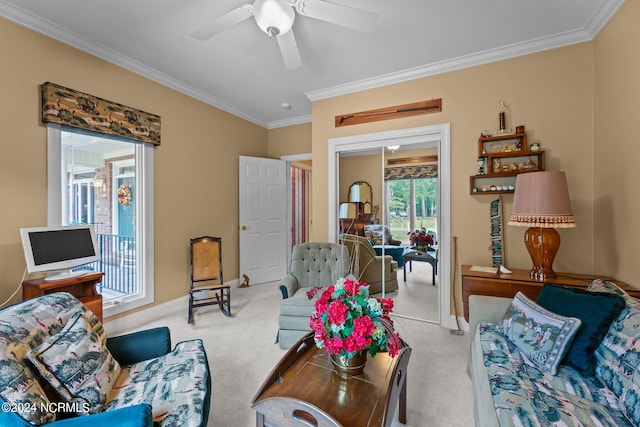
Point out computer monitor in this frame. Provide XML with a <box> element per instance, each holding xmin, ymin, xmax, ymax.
<box><xmin>20</xmin><ymin>224</ymin><xmax>101</xmax><ymax>281</ymax></box>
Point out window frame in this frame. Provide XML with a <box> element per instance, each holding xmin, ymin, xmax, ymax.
<box><xmin>47</xmin><ymin>124</ymin><xmax>154</xmax><ymax>317</ymax></box>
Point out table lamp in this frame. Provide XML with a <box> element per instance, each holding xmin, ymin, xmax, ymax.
<box><xmin>508</xmin><ymin>171</ymin><xmax>576</xmax><ymax>279</ymax></box>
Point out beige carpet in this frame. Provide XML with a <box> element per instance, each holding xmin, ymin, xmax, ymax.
<box><xmin>391</xmin><ymin>260</ymin><xmax>440</xmax><ymax>322</ymax></box>
<box><xmin>106</xmin><ymin>266</ymin><xmax>474</xmax><ymax>427</ymax></box>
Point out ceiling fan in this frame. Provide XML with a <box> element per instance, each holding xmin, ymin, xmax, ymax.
<box><xmin>191</xmin><ymin>0</ymin><xmax>377</xmax><ymax>69</ymax></box>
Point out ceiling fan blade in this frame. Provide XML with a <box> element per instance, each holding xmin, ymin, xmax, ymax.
<box><xmin>276</xmin><ymin>30</ymin><xmax>302</xmax><ymax>70</ymax></box>
<box><xmin>191</xmin><ymin>4</ymin><xmax>254</xmax><ymax>40</ymax></box>
<box><xmin>294</xmin><ymin>0</ymin><xmax>377</xmax><ymax>32</ymax></box>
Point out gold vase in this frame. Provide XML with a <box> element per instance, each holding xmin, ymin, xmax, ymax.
<box><xmin>330</xmin><ymin>352</ymin><xmax>367</xmax><ymax>377</ymax></box>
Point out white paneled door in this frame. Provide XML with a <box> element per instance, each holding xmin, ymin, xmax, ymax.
<box><xmin>239</xmin><ymin>156</ymin><xmax>288</xmax><ymax>285</ymax></box>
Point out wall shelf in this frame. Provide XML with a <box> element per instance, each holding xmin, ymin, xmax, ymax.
<box><xmin>470</xmin><ymin>132</ymin><xmax>545</xmax><ymax>195</ymax></box>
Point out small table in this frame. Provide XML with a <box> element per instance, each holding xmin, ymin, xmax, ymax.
<box><xmin>252</xmin><ymin>332</ymin><xmax>411</xmax><ymax>427</ymax></box>
<box><xmin>403</xmin><ymin>249</ymin><xmax>437</xmax><ymax>285</ymax></box>
<box><xmin>22</xmin><ymin>272</ymin><xmax>104</xmax><ymax>321</ymax></box>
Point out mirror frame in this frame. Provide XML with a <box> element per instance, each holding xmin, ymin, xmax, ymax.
<box><xmin>348</xmin><ymin>181</ymin><xmax>372</xmax><ymax>204</ymax></box>
<box><xmin>339</xmin><ymin>202</ymin><xmax>357</xmax><ymax>219</ymax></box>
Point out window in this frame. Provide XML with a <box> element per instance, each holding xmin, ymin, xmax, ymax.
<box><xmin>386</xmin><ymin>177</ymin><xmax>437</xmax><ymax>244</ymax></box>
<box><xmin>47</xmin><ymin>125</ymin><xmax>154</xmax><ymax>317</ymax></box>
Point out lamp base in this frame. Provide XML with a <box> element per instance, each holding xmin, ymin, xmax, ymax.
<box><xmin>524</xmin><ymin>227</ymin><xmax>560</xmax><ymax>280</ymax></box>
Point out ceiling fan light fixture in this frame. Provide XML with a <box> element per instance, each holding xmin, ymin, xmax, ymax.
<box><xmin>254</xmin><ymin>0</ymin><xmax>295</xmax><ymax>38</ymax></box>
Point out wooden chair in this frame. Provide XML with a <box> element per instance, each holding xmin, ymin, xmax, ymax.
<box><xmin>188</xmin><ymin>236</ymin><xmax>231</xmax><ymax>323</ymax></box>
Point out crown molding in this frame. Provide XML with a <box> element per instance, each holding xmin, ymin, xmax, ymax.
<box><xmin>2</xmin><ymin>0</ymin><xmax>623</xmax><ymax>129</ymax></box>
<box><xmin>279</xmin><ymin>0</ymin><xmax>622</xmax><ymax>126</ymax></box>
<box><xmin>585</xmin><ymin>0</ymin><xmax>624</xmax><ymax>37</ymax></box>
<box><xmin>306</xmin><ymin>28</ymin><xmax>595</xmax><ymax>102</ymax></box>
<box><xmin>0</xmin><ymin>1</ymin><xmax>269</xmax><ymax>128</ymax></box>
<box><xmin>305</xmin><ymin>0</ymin><xmax>624</xmax><ymax>103</ymax></box>
<box><xmin>267</xmin><ymin>114</ymin><xmax>312</xmax><ymax>129</ymax></box>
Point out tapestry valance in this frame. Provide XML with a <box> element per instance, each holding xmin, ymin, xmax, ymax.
<box><xmin>385</xmin><ymin>164</ymin><xmax>438</xmax><ymax>180</ymax></box>
<box><xmin>41</xmin><ymin>82</ymin><xmax>161</xmax><ymax>145</ymax></box>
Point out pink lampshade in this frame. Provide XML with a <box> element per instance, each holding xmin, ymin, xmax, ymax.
<box><xmin>508</xmin><ymin>171</ymin><xmax>576</xmax><ymax>228</ymax></box>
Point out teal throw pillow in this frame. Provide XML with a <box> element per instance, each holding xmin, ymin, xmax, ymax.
<box><xmin>28</xmin><ymin>311</ymin><xmax>121</xmax><ymax>415</ymax></box>
<box><xmin>536</xmin><ymin>283</ymin><xmax>625</xmax><ymax>375</ymax></box>
<box><xmin>500</xmin><ymin>292</ymin><xmax>582</xmax><ymax>375</ymax></box>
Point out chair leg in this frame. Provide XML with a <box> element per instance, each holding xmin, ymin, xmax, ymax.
<box><xmin>188</xmin><ymin>288</ymin><xmax>231</xmax><ymax>321</ymax></box>
<box><xmin>219</xmin><ymin>288</ymin><xmax>231</xmax><ymax>317</ymax></box>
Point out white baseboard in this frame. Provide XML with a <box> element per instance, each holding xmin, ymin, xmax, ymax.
<box><xmin>104</xmin><ymin>295</ymin><xmax>186</xmax><ymax>336</ymax></box>
<box><xmin>449</xmin><ymin>315</ymin><xmax>469</xmax><ymax>332</ymax></box>
<box><xmin>104</xmin><ymin>278</ymin><xmax>238</xmax><ymax>336</ymax></box>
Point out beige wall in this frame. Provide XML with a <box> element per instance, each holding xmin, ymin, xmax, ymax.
<box><xmin>312</xmin><ymin>43</ymin><xmax>598</xmax><ymax>314</ymax></box>
<box><xmin>0</xmin><ymin>18</ymin><xmax>267</xmax><ymax>314</ymax></box>
<box><xmin>3</xmin><ymin>2</ymin><xmax>637</xmax><ymax>321</ymax></box>
<box><xmin>339</xmin><ymin>154</ymin><xmax>382</xmax><ymax>210</ymax></box>
<box><xmin>593</xmin><ymin>0</ymin><xmax>640</xmax><ymax>284</ymax></box>
<box><xmin>338</xmin><ymin>147</ymin><xmax>438</xmax><ymax>217</ymax></box>
<box><xmin>267</xmin><ymin>122</ymin><xmax>312</xmax><ymax>158</ymax></box>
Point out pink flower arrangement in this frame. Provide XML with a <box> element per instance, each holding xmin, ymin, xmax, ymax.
<box><xmin>308</xmin><ymin>279</ymin><xmax>402</xmax><ymax>360</ymax></box>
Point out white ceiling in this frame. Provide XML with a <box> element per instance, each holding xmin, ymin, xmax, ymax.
<box><xmin>0</xmin><ymin>0</ymin><xmax>622</xmax><ymax>129</ymax></box>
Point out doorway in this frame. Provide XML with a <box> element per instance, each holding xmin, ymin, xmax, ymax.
<box><xmin>282</xmin><ymin>153</ymin><xmax>312</xmax><ymax>266</ymax></box>
<box><xmin>327</xmin><ymin>124</ymin><xmax>453</xmax><ymax>328</ymax></box>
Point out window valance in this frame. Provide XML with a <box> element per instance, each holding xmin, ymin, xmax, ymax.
<box><xmin>385</xmin><ymin>164</ymin><xmax>438</xmax><ymax>180</ymax></box>
<box><xmin>41</xmin><ymin>82</ymin><xmax>161</xmax><ymax>145</ymax></box>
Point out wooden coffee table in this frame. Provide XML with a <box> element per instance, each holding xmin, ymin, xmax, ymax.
<box><xmin>403</xmin><ymin>248</ymin><xmax>437</xmax><ymax>285</ymax></box>
<box><xmin>252</xmin><ymin>332</ymin><xmax>411</xmax><ymax>427</ymax></box>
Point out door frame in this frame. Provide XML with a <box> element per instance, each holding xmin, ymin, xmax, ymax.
<box><xmin>111</xmin><ymin>159</ymin><xmax>135</xmax><ymax>237</ymax></box>
<box><xmin>281</xmin><ymin>153</ymin><xmax>312</xmax><ymax>268</ymax></box>
<box><xmin>327</xmin><ymin>123</ymin><xmax>453</xmax><ymax>329</ymax></box>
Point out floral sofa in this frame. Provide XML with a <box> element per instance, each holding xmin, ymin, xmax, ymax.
<box><xmin>469</xmin><ymin>280</ymin><xmax>640</xmax><ymax>427</ymax></box>
<box><xmin>0</xmin><ymin>292</ymin><xmax>210</xmax><ymax>426</ymax></box>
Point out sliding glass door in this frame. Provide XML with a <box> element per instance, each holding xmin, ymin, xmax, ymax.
<box><xmin>334</xmin><ymin>140</ymin><xmax>440</xmax><ymax>323</ymax></box>
<box><xmin>328</xmin><ymin>124</ymin><xmax>452</xmax><ymax>327</ymax></box>
<box><xmin>383</xmin><ymin>145</ymin><xmax>439</xmax><ymax>322</ymax></box>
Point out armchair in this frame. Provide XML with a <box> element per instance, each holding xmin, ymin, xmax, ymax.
<box><xmin>277</xmin><ymin>242</ymin><xmax>351</xmax><ymax>349</ymax></box>
<box><xmin>341</xmin><ymin>234</ymin><xmax>399</xmax><ymax>294</ymax></box>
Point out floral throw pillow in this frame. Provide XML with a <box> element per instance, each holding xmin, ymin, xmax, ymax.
<box><xmin>587</xmin><ymin>279</ymin><xmax>629</xmax><ymax>296</ymax></box>
<box><xmin>27</xmin><ymin>311</ymin><xmax>121</xmax><ymax>415</ymax></box>
<box><xmin>499</xmin><ymin>292</ymin><xmax>582</xmax><ymax>375</ymax></box>
<box><xmin>595</xmin><ymin>297</ymin><xmax>640</xmax><ymax>425</ymax></box>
